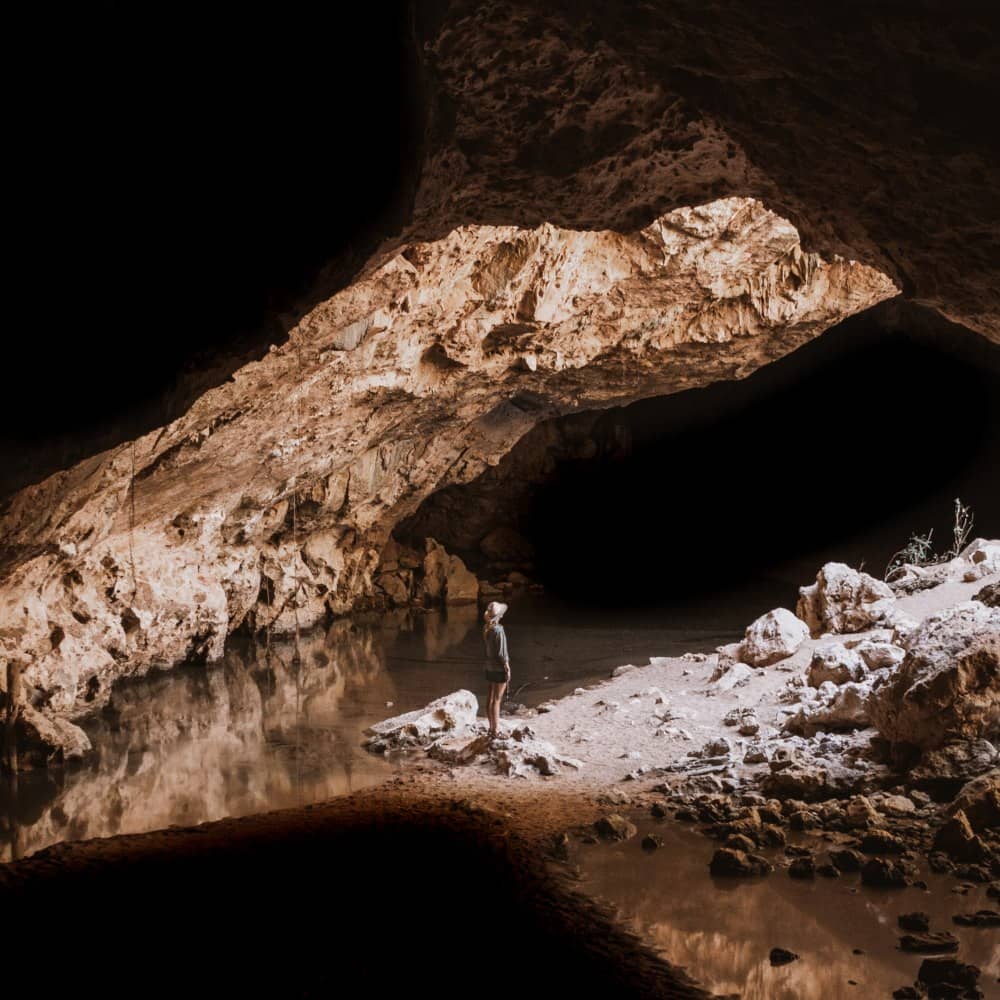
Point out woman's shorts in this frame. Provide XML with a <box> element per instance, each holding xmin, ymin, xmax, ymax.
<box><xmin>485</xmin><ymin>668</ymin><xmax>507</xmax><ymax>684</ymax></box>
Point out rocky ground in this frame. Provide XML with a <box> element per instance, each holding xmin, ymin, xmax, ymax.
<box><xmin>3</xmin><ymin>541</ymin><xmax>997</xmax><ymax>999</ymax></box>
<box><xmin>363</xmin><ymin>541</ymin><xmax>1000</xmax><ymax>998</ymax></box>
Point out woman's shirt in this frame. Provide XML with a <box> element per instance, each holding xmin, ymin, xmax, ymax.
<box><xmin>483</xmin><ymin>623</ymin><xmax>509</xmax><ymax>666</ymax></box>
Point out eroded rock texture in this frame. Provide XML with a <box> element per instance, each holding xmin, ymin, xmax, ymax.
<box><xmin>0</xmin><ymin>199</ymin><xmax>895</xmax><ymax>724</ymax></box>
<box><xmin>869</xmin><ymin>601</ymin><xmax>1000</xmax><ymax>749</ymax></box>
<box><xmin>405</xmin><ymin>1</ymin><xmax>1000</xmax><ymax>341</ymax></box>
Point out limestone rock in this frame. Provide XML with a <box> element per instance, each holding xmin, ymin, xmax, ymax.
<box><xmin>807</xmin><ymin>643</ymin><xmax>867</xmax><ymax>686</ymax></box>
<box><xmin>852</xmin><ymin>639</ymin><xmax>905</xmax><ymax>672</ymax></box>
<box><xmin>909</xmin><ymin>740</ymin><xmax>999</xmax><ymax>796</ymax></box>
<box><xmin>709</xmin><ymin>847</ymin><xmax>772</xmax><ymax>877</ymax></box>
<box><xmin>783</xmin><ymin>680</ymin><xmax>872</xmax><ymax>735</ymax></box>
<box><xmin>898</xmin><ymin>932</ymin><xmax>959</xmax><ymax>954</ymax></box>
<box><xmin>974</xmin><ymin>581</ymin><xmax>999</xmax><ymax>608</ymax></box>
<box><xmin>769</xmin><ymin>948</ymin><xmax>798</xmax><ymax>966</ymax></box>
<box><xmin>946</xmin><ymin>774</ymin><xmax>1000</xmax><ymax>833</ymax></box>
<box><xmin>797</xmin><ymin>562</ymin><xmax>895</xmax><ymax>637</ymax></box>
<box><xmin>917</xmin><ymin>957</ymin><xmax>981</xmax><ymax>992</ymax></box>
<box><xmin>932</xmin><ymin>811</ymin><xmax>987</xmax><ymax>863</ymax></box>
<box><xmin>708</xmin><ymin>663</ymin><xmax>753</xmax><ymax>694</ymax></box>
<box><xmin>0</xmin><ymin>189</ymin><xmax>898</xmax><ymax>725</ymax></box>
<box><xmin>364</xmin><ymin>690</ymin><xmax>478</xmax><ymax>747</ymax></box>
<box><xmin>13</xmin><ymin>705</ymin><xmax>92</xmax><ymax>768</ymax></box>
<box><xmin>594</xmin><ymin>814</ymin><xmax>637</xmax><ymax>842</ymax></box>
<box><xmin>741</xmin><ymin>608</ymin><xmax>809</xmax><ymax>667</ymax></box>
<box><xmin>868</xmin><ymin>601</ymin><xmax>1000</xmax><ymax>749</ymax></box>
<box><xmin>419</xmin><ymin>538</ymin><xmax>479</xmax><ymax>605</ymax></box>
<box><xmin>861</xmin><ymin>858</ymin><xmax>910</xmax><ymax>888</ymax></box>
<box><xmin>844</xmin><ymin>795</ymin><xmax>880</xmax><ymax>829</ymax></box>
<box><xmin>710</xmin><ymin>642</ymin><xmax>745</xmax><ymax>680</ymax></box>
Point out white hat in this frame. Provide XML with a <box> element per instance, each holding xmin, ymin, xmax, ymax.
<box><xmin>484</xmin><ymin>601</ymin><xmax>508</xmax><ymax>622</ymax></box>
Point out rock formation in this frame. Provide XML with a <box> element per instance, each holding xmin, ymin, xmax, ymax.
<box><xmin>869</xmin><ymin>601</ymin><xmax>1000</xmax><ymax>749</ymax></box>
<box><xmin>0</xmin><ymin>198</ymin><xmax>895</xmax><ymax>731</ymax></box>
<box><xmin>797</xmin><ymin>562</ymin><xmax>896</xmax><ymax>637</ymax></box>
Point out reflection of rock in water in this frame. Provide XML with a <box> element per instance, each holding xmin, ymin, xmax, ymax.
<box><xmin>581</xmin><ymin>824</ymin><xmax>1000</xmax><ymax>1000</ymax></box>
<box><xmin>1</xmin><ymin>619</ymin><xmax>394</xmax><ymax>861</ymax></box>
<box><xmin>420</xmin><ymin>603</ymin><xmax>479</xmax><ymax>662</ymax></box>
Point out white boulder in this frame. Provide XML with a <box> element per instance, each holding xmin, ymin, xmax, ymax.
<box><xmin>741</xmin><ymin>608</ymin><xmax>809</xmax><ymax>667</ymax></box>
<box><xmin>365</xmin><ymin>689</ymin><xmax>478</xmax><ymax>746</ymax></box>
<box><xmin>807</xmin><ymin>643</ymin><xmax>867</xmax><ymax>686</ymax></box>
<box><xmin>797</xmin><ymin>562</ymin><xmax>895</xmax><ymax>637</ymax></box>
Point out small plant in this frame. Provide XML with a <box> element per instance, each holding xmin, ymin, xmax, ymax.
<box><xmin>883</xmin><ymin>498</ymin><xmax>975</xmax><ymax>581</ymax></box>
<box><xmin>943</xmin><ymin>496</ymin><xmax>974</xmax><ymax>560</ymax></box>
<box><xmin>884</xmin><ymin>529</ymin><xmax>936</xmax><ymax>581</ymax></box>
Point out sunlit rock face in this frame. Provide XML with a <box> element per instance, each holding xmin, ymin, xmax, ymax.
<box><xmin>0</xmin><ymin>198</ymin><xmax>894</xmax><ymax>723</ymax></box>
<box><xmin>406</xmin><ymin>1</ymin><xmax>1000</xmax><ymax>342</ymax></box>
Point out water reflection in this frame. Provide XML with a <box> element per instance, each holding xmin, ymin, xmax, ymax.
<box><xmin>577</xmin><ymin>819</ymin><xmax>1000</xmax><ymax>999</ymax></box>
<box><xmin>1</xmin><ymin>596</ymin><xmax>742</xmax><ymax>862</ymax></box>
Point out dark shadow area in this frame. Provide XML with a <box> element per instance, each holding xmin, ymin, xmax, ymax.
<box><xmin>3</xmin><ymin>5</ymin><xmax>422</xmax><ymax>498</ymax></box>
<box><xmin>523</xmin><ymin>303</ymin><xmax>1000</xmax><ymax>608</ymax></box>
<box><xmin>1</xmin><ymin>800</ymin><xmax>706</xmax><ymax>1000</ymax></box>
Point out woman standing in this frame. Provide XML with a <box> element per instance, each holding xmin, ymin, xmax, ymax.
<box><xmin>482</xmin><ymin>601</ymin><xmax>510</xmax><ymax>740</ymax></box>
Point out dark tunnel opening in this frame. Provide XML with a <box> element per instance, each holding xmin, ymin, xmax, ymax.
<box><xmin>525</xmin><ymin>306</ymin><xmax>1000</xmax><ymax>608</ymax></box>
<box><xmin>401</xmin><ymin>301</ymin><xmax>1000</xmax><ymax>614</ymax></box>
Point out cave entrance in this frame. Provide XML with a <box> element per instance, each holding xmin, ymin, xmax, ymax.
<box><xmin>397</xmin><ymin>302</ymin><xmax>1000</xmax><ymax>617</ymax></box>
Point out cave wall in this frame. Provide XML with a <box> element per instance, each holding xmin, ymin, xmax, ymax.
<box><xmin>4</xmin><ymin>0</ymin><xmax>999</xmax><ymax>734</ymax></box>
<box><xmin>400</xmin><ymin>0</ymin><xmax>1000</xmax><ymax>340</ymax></box>
<box><xmin>0</xmin><ymin>199</ymin><xmax>894</xmax><ymax>723</ymax></box>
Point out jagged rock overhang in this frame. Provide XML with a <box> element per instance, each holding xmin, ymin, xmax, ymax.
<box><xmin>1</xmin><ymin>197</ymin><xmax>897</xmax><ymax>727</ymax></box>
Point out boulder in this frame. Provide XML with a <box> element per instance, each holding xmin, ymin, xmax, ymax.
<box><xmin>769</xmin><ymin>948</ymin><xmax>798</xmax><ymax>966</ymax></box>
<box><xmin>916</xmin><ymin>957</ymin><xmax>981</xmax><ymax>992</ymax></box>
<box><xmin>742</xmin><ymin>608</ymin><xmax>809</xmax><ymax>667</ymax></box>
<box><xmin>709</xmin><ymin>847</ymin><xmax>772</xmax><ymax>877</ymax></box>
<box><xmin>365</xmin><ymin>690</ymin><xmax>478</xmax><ymax>746</ymax></box>
<box><xmin>861</xmin><ymin>858</ymin><xmax>910</xmax><ymax>888</ymax></box>
<box><xmin>947</xmin><ymin>774</ymin><xmax>1000</xmax><ymax>832</ymax></box>
<box><xmin>376</xmin><ymin>570</ymin><xmax>411</xmax><ymax>605</ymax></box>
<box><xmin>909</xmin><ymin>740</ymin><xmax>999</xmax><ymax>797</ymax></box>
<box><xmin>952</xmin><ymin>910</ymin><xmax>1000</xmax><ymax>927</ymax></box>
<box><xmin>783</xmin><ymin>680</ymin><xmax>872</xmax><ymax>735</ymax></box>
<box><xmin>932</xmin><ymin>811</ymin><xmax>987</xmax><ymax>863</ymax></box>
<box><xmin>13</xmin><ymin>705</ymin><xmax>92</xmax><ymax>768</ymax></box>
<box><xmin>898</xmin><ymin>932</ymin><xmax>959</xmax><ymax>954</ymax></box>
<box><xmin>807</xmin><ymin>643</ymin><xmax>867</xmax><ymax>686</ymax></box>
<box><xmin>868</xmin><ymin>602</ymin><xmax>1000</xmax><ymax>749</ymax></box>
<box><xmin>844</xmin><ymin>795</ymin><xmax>880</xmax><ymax>828</ymax></box>
<box><xmin>829</xmin><ymin>848</ymin><xmax>866</xmax><ymax>872</ymax></box>
<box><xmin>710</xmin><ymin>642</ymin><xmax>745</xmax><ymax>680</ymax></box>
<box><xmin>419</xmin><ymin>538</ymin><xmax>479</xmax><ymax>605</ymax></box>
<box><xmin>859</xmin><ymin>829</ymin><xmax>907</xmax><ymax>854</ymax></box>
<box><xmin>960</xmin><ymin>538</ymin><xmax>1000</xmax><ymax>577</ymax></box>
<box><xmin>594</xmin><ymin>814</ymin><xmax>637</xmax><ymax>842</ymax></box>
<box><xmin>853</xmin><ymin>639</ymin><xmax>905</xmax><ymax>671</ymax></box>
<box><xmin>708</xmin><ymin>663</ymin><xmax>754</xmax><ymax>693</ymax></box>
<box><xmin>797</xmin><ymin>562</ymin><xmax>895</xmax><ymax>637</ymax></box>
<box><xmin>973</xmin><ymin>581</ymin><xmax>999</xmax><ymax>608</ymax></box>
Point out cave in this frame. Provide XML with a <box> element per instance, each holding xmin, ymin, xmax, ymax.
<box><xmin>3</xmin><ymin>5</ymin><xmax>1000</xmax><ymax>999</ymax></box>
<box><xmin>398</xmin><ymin>301</ymin><xmax>1000</xmax><ymax>611</ymax></box>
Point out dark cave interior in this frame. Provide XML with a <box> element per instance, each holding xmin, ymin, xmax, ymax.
<box><xmin>401</xmin><ymin>301</ymin><xmax>1000</xmax><ymax>610</ymax></box>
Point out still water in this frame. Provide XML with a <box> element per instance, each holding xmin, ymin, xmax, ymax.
<box><xmin>576</xmin><ymin>817</ymin><xmax>1000</xmax><ymax>999</ymax></box>
<box><xmin>0</xmin><ymin>593</ymin><xmax>746</xmax><ymax>862</ymax></box>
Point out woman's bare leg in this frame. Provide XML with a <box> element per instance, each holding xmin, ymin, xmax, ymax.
<box><xmin>487</xmin><ymin>683</ymin><xmax>498</xmax><ymax>736</ymax></box>
<box><xmin>490</xmin><ymin>682</ymin><xmax>507</xmax><ymax>737</ymax></box>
